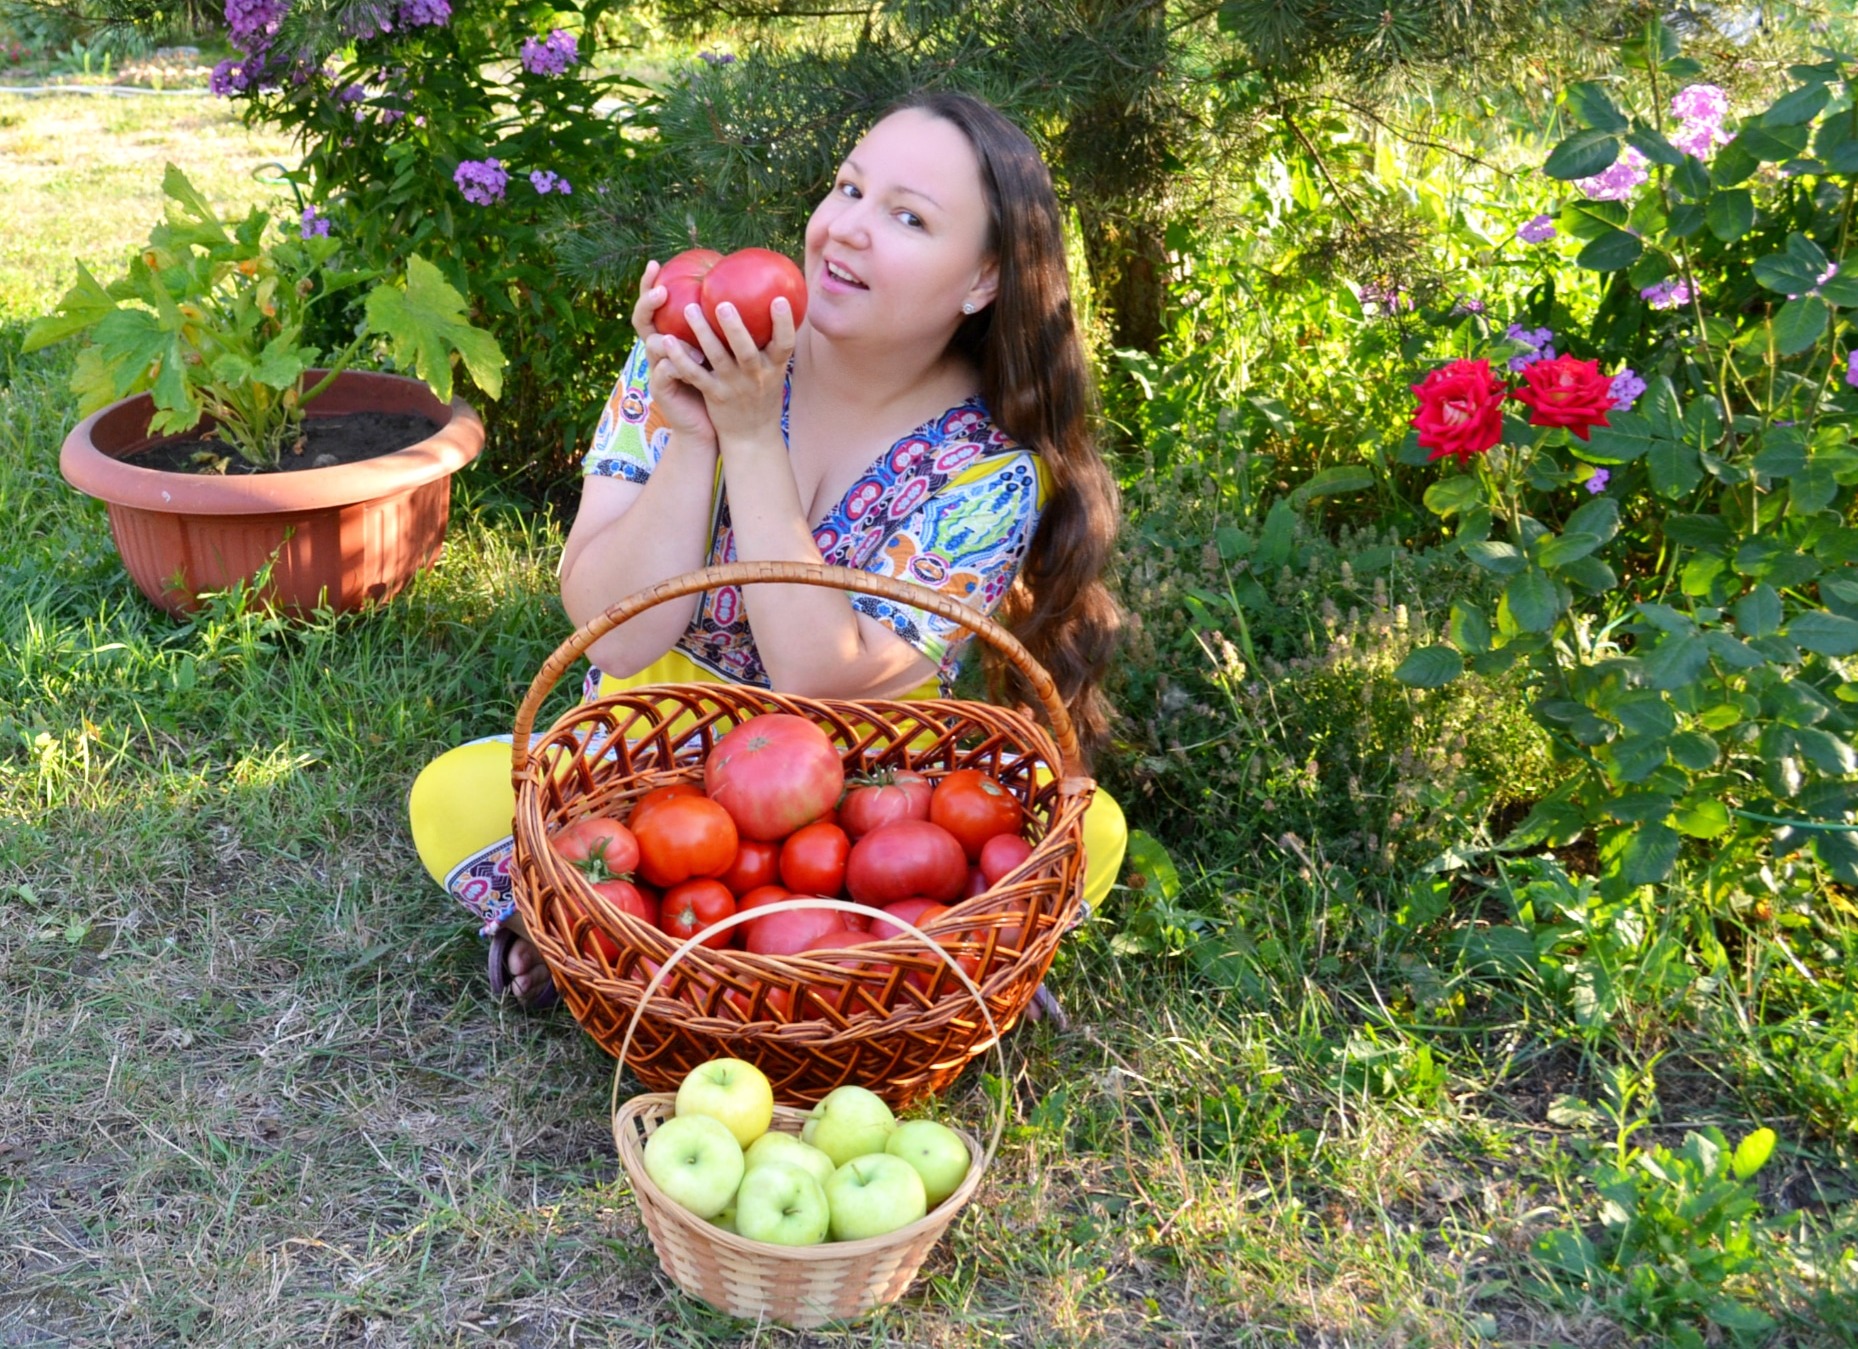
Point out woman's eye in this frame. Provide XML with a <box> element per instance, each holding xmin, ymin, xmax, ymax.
<box><xmin>837</xmin><ymin>182</ymin><xmax>860</xmax><ymax>199</ymax></box>
<box><xmin>899</xmin><ymin>211</ymin><xmax>923</xmax><ymax>229</ymax></box>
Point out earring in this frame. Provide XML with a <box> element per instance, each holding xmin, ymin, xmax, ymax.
<box><xmin>961</xmin><ymin>301</ymin><xmax>976</xmax><ymax>315</ymax></box>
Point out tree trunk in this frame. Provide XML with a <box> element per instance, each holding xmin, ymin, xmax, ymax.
<box><xmin>1076</xmin><ymin>200</ymin><xmax>1168</xmax><ymax>355</ymax></box>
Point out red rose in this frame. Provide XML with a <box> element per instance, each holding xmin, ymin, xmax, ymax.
<box><xmin>1410</xmin><ymin>358</ymin><xmax>1507</xmax><ymax>467</ymax></box>
<box><xmin>1512</xmin><ymin>353</ymin><xmax>1614</xmax><ymax>441</ymax></box>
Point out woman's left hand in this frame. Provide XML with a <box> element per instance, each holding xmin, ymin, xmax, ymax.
<box><xmin>656</xmin><ymin>296</ymin><xmax>798</xmax><ymax>451</ymax></box>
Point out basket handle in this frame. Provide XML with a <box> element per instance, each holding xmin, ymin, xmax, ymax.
<box><xmin>609</xmin><ymin>897</ymin><xmax>1011</xmax><ymax>1180</ymax></box>
<box><xmin>513</xmin><ymin>560</ymin><xmax>1084</xmax><ymax>778</ymax></box>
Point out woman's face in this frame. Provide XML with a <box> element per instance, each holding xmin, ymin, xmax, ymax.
<box><xmin>802</xmin><ymin>108</ymin><xmax>998</xmax><ymax>345</ymax></box>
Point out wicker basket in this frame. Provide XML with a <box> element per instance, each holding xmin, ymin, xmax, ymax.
<box><xmin>611</xmin><ymin>898</ymin><xmax>1006</xmax><ymax>1328</ymax></box>
<box><xmin>510</xmin><ymin>561</ymin><xmax>1095</xmax><ymax>1109</ymax></box>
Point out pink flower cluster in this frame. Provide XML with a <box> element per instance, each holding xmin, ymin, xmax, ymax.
<box><xmin>530</xmin><ymin>170</ymin><xmax>573</xmax><ymax>196</ymax></box>
<box><xmin>1574</xmin><ymin>145</ymin><xmax>1648</xmax><ymax>202</ymax></box>
<box><xmin>1505</xmin><ymin>323</ymin><xmax>1555</xmax><ymax>372</ymax></box>
<box><xmin>1670</xmin><ymin>83</ymin><xmax>1732</xmax><ymax>159</ymax></box>
<box><xmin>1518</xmin><ymin>214</ymin><xmax>1557</xmax><ymax>244</ymax></box>
<box><xmin>520</xmin><ymin>29</ymin><xmax>578</xmax><ymax>76</ymax></box>
<box><xmin>1641</xmin><ymin>278</ymin><xmax>1693</xmax><ymax>311</ymax></box>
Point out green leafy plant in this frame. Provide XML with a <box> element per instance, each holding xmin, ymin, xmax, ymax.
<box><xmin>1395</xmin><ymin>20</ymin><xmax>1858</xmax><ymax>904</ymax></box>
<box><xmin>23</xmin><ymin>163</ymin><xmax>505</xmax><ymax>470</ymax></box>
<box><xmin>1534</xmin><ymin>1066</ymin><xmax>1781</xmax><ymax>1345</ymax></box>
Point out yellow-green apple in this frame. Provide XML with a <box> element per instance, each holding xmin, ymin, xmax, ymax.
<box><xmin>800</xmin><ymin>1085</ymin><xmax>896</xmax><ymax>1167</ymax></box>
<box><xmin>824</xmin><ymin>1153</ymin><xmax>927</xmax><ymax>1240</ymax></box>
<box><xmin>733</xmin><ymin>1161</ymin><xmax>830</xmax><ymax>1246</ymax></box>
<box><xmin>675</xmin><ymin>1057</ymin><xmax>774</xmax><ymax>1148</ymax></box>
<box><xmin>885</xmin><ymin>1119</ymin><xmax>971</xmax><ymax>1206</ymax></box>
<box><xmin>641</xmin><ymin>1114</ymin><xmax>745</xmax><ymax>1218</ymax></box>
<box><xmin>744</xmin><ymin>1131</ymin><xmax>837</xmax><ymax>1189</ymax></box>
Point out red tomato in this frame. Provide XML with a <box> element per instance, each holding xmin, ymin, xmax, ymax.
<box><xmin>907</xmin><ymin>944</ymin><xmax>981</xmax><ymax>997</ymax></box>
<box><xmin>930</xmin><ymin>770</ymin><xmax>1026</xmax><ymax>862</ymax></box>
<box><xmin>963</xmin><ymin>866</ymin><xmax>989</xmax><ymax>899</ymax></box>
<box><xmin>979</xmin><ymin>833</ymin><xmax>1034</xmax><ymax>886</ymax></box>
<box><xmin>736</xmin><ymin>883</ymin><xmax>793</xmax><ymax>915</ymax></box>
<box><xmin>839</xmin><ymin>769</ymin><xmax>934</xmax><ymax>838</ymax></box>
<box><xmin>705</xmin><ymin>714</ymin><xmax>845</xmax><ymax>842</ymax></box>
<box><xmin>652</xmin><ymin>248</ymin><xmax>723</xmax><ymax>346</ymax></box>
<box><xmin>590</xmin><ymin>877</ymin><xmax>654</xmax><ymax>926</ymax></box>
<box><xmin>718</xmin><ymin>838</ymin><xmax>782</xmax><ymax>897</ymax></box>
<box><xmin>845</xmin><ymin>819</ymin><xmax>968</xmax><ymax>907</ymax></box>
<box><xmin>780</xmin><ymin>821</ymin><xmax>851</xmax><ymax>896</ymax></box>
<box><xmin>634</xmin><ymin>795</ymin><xmax>738</xmax><ymax>887</ymax></box>
<box><xmin>870</xmin><ymin>898</ymin><xmax>950</xmax><ymax>942</ymax></box>
<box><xmin>723</xmin><ymin>980</ymin><xmax>793</xmax><ymax>1022</ymax></box>
<box><xmin>795</xmin><ymin>929</ymin><xmax>895</xmax><ymax>1018</ymax></box>
<box><xmin>627</xmin><ymin>782</ymin><xmax>704</xmax><ymax>831</ymax></box>
<box><xmin>658</xmin><ymin>879</ymin><xmax>737</xmax><ymax>949</ymax></box>
<box><xmin>549</xmin><ymin>817</ymin><xmax>639</xmax><ymax>880</ymax></box>
<box><xmin>701</xmin><ymin>248</ymin><xmax>808</xmax><ymax>347</ymax></box>
<box><xmin>746</xmin><ymin>907</ymin><xmax>848</xmax><ymax>957</ymax></box>
<box><xmin>653</xmin><ymin>246</ymin><xmax>808</xmax><ymax>350</ymax></box>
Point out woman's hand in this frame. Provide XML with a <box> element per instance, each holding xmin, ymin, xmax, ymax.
<box><xmin>632</xmin><ymin>261</ymin><xmax>715</xmax><ymax>445</ymax></box>
<box><xmin>656</xmin><ymin>295</ymin><xmax>798</xmax><ymax>451</ymax></box>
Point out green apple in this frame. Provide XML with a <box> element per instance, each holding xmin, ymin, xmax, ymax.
<box><xmin>676</xmin><ymin>1057</ymin><xmax>775</xmax><ymax>1149</ymax></box>
<box><xmin>641</xmin><ymin>1113</ymin><xmax>745</xmax><ymax>1219</ymax></box>
<box><xmin>733</xmin><ymin>1161</ymin><xmax>830</xmax><ymax>1246</ymax></box>
<box><xmin>709</xmin><ymin>1203</ymin><xmax>738</xmax><ymax>1234</ymax></box>
<box><xmin>800</xmin><ymin>1085</ymin><xmax>896</xmax><ymax>1168</ymax></box>
<box><xmin>744</xmin><ymin>1131</ymin><xmax>837</xmax><ymax>1189</ymax></box>
<box><xmin>824</xmin><ymin>1153</ymin><xmax>927</xmax><ymax>1241</ymax></box>
<box><xmin>885</xmin><ymin>1119</ymin><xmax>972</xmax><ymax>1206</ymax></box>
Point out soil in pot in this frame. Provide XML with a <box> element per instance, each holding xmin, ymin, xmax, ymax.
<box><xmin>129</xmin><ymin>411</ymin><xmax>440</xmax><ymax>475</ymax></box>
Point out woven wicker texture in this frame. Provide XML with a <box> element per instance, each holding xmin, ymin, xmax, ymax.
<box><xmin>609</xmin><ymin>897</ymin><xmax>1006</xmax><ymax>1328</ymax></box>
<box><xmin>510</xmin><ymin>563</ymin><xmax>1096</xmax><ymax>1108</ymax></box>
<box><xmin>615</xmin><ymin>1097</ymin><xmax>985</xmax><ymax>1327</ymax></box>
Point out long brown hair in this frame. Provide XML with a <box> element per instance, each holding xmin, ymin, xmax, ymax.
<box><xmin>888</xmin><ymin>90</ymin><xmax>1123</xmax><ymax>764</ymax></box>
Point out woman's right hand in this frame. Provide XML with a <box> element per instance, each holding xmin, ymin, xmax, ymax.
<box><xmin>632</xmin><ymin>260</ymin><xmax>715</xmax><ymax>446</ymax></box>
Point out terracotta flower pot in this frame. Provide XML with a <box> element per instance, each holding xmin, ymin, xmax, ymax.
<box><xmin>59</xmin><ymin>369</ymin><xmax>484</xmax><ymax>617</ymax></box>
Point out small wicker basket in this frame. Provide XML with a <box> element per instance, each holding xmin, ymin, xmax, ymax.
<box><xmin>611</xmin><ymin>898</ymin><xmax>1006</xmax><ymax>1328</ymax></box>
<box><xmin>511</xmin><ymin>561</ymin><xmax>1095</xmax><ymax>1109</ymax></box>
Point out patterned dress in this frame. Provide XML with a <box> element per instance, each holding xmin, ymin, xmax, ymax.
<box><xmin>584</xmin><ymin>339</ymin><xmax>1048</xmax><ymax>690</ymax></box>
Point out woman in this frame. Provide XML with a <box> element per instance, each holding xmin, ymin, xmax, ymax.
<box><xmin>410</xmin><ymin>91</ymin><xmax>1126</xmax><ymax>1007</ymax></box>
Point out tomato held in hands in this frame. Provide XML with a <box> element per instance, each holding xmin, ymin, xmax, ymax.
<box><xmin>930</xmin><ymin>770</ymin><xmax>1026</xmax><ymax>862</ymax></box>
<box><xmin>652</xmin><ymin>248</ymin><xmax>722</xmax><ymax>346</ymax></box>
<box><xmin>658</xmin><ymin>879</ymin><xmax>737</xmax><ymax>949</ymax></box>
<box><xmin>634</xmin><ymin>795</ymin><xmax>739</xmax><ymax>887</ymax></box>
<box><xmin>654</xmin><ymin>246</ymin><xmax>808</xmax><ymax>349</ymax></box>
<box><xmin>549</xmin><ymin>816</ymin><xmax>639</xmax><ymax>880</ymax></box>
<box><xmin>844</xmin><ymin>819</ymin><xmax>968</xmax><ymax>907</ymax></box>
<box><xmin>705</xmin><ymin>713</ymin><xmax>845</xmax><ymax>842</ymax></box>
<box><xmin>779</xmin><ymin>821</ymin><xmax>850</xmax><ymax>897</ymax></box>
<box><xmin>839</xmin><ymin>769</ymin><xmax>933</xmax><ymax>839</ymax></box>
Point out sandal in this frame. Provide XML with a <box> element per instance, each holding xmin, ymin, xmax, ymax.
<box><xmin>488</xmin><ymin>928</ymin><xmax>560</xmax><ymax>1011</ymax></box>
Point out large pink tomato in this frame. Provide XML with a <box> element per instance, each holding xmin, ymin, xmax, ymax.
<box><xmin>704</xmin><ymin>714</ymin><xmax>845</xmax><ymax>842</ymax></box>
<box><xmin>844</xmin><ymin>819</ymin><xmax>968</xmax><ymax>907</ymax></box>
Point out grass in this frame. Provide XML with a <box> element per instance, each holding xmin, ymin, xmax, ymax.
<box><xmin>3</xmin><ymin>93</ymin><xmax>1858</xmax><ymax>1349</ymax></box>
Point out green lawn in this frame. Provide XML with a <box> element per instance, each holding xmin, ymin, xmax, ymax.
<box><xmin>2</xmin><ymin>93</ymin><xmax>1854</xmax><ymax>1349</ymax></box>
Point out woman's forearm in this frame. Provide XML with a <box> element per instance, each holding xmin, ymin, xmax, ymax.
<box><xmin>559</xmin><ymin>434</ymin><xmax>721</xmax><ymax>675</ymax></box>
<box><xmin>717</xmin><ymin>429</ymin><xmax>932</xmax><ymax>697</ymax></box>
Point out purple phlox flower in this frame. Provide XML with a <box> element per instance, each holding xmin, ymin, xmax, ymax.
<box><xmin>520</xmin><ymin>28</ymin><xmax>579</xmax><ymax>76</ymax></box>
<box><xmin>454</xmin><ymin>158</ymin><xmax>508</xmax><ymax>206</ymax></box>
<box><xmin>530</xmin><ymin>169</ymin><xmax>572</xmax><ymax>195</ymax></box>
<box><xmin>1671</xmin><ymin>118</ymin><xmax>1734</xmax><ymax>160</ymax></box>
<box><xmin>398</xmin><ymin>0</ymin><xmax>450</xmax><ymax>27</ymax></box>
<box><xmin>225</xmin><ymin>0</ymin><xmax>288</xmax><ymax>51</ymax></box>
<box><xmin>336</xmin><ymin>82</ymin><xmax>366</xmax><ymax>103</ymax></box>
<box><xmin>1362</xmin><ymin>282</ymin><xmax>1412</xmax><ymax>316</ymax></box>
<box><xmin>1786</xmin><ymin>262</ymin><xmax>1840</xmax><ymax>301</ymax></box>
<box><xmin>1450</xmin><ymin>296</ymin><xmax>1486</xmax><ymax>316</ymax></box>
<box><xmin>1574</xmin><ymin>145</ymin><xmax>1649</xmax><ymax>202</ymax></box>
<box><xmin>209</xmin><ymin>57</ymin><xmax>247</xmax><ymax>96</ymax></box>
<box><xmin>1518</xmin><ymin>213</ymin><xmax>1557</xmax><ymax>244</ymax></box>
<box><xmin>1640</xmin><ymin>278</ymin><xmax>1693</xmax><ymax>310</ymax></box>
<box><xmin>300</xmin><ymin>206</ymin><xmax>331</xmax><ymax>239</ymax></box>
<box><xmin>1505</xmin><ymin>322</ymin><xmax>1556</xmax><ymax>371</ymax></box>
<box><xmin>1846</xmin><ymin>350</ymin><xmax>1858</xmax><ymax>388</ymax></box>
<box><xmin>1585</xmin><ymin>468</ymin><xmax>1611</xmax><ymax>494</ymax></box>
<box><xmin>697</xmin><ymin>49</ymin><xmax>736</xmax><ymax>65</ymax></box>
<box><xmin>1670</xmin><ymin>83</ymin><xmax>1729</xmax><ymax>125</ymax></box>
<box><xmin>1610</xmin><ymin>367</ymin><xmax>1646</xmax><ymax>411</ymax></box>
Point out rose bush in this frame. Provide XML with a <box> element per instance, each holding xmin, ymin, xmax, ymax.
<box><xmin>1396</xmin><ymin>21</ymin><xmax>1858</xmax><ymax>908</ymax></box>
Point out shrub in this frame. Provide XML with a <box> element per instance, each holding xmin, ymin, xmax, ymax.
<box><xmin>205</xmin><ymin>0</ymin><xmax>641</xmax><ymax>483</ymax></box>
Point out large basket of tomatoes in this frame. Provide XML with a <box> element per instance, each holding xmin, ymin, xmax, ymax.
<box><xmin>509</xmin><ymin>561</ymin><xmax>1095</xmax><ymax>1109</ymax></box>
